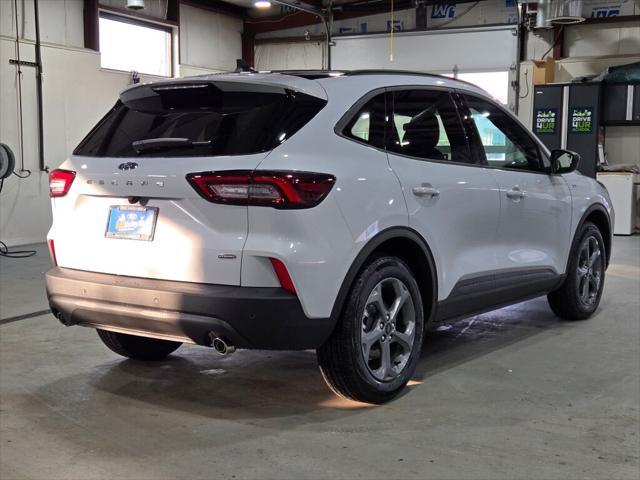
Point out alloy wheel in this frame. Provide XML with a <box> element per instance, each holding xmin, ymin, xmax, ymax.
<box><xmin>576</xmin><ymin>235</ymin><xmax>602</xmax><ymax>308</ymax></box>
<box><xmin>360</xmin><ymin>277</ymin><xmax>416</xmax><ymax>382</ymax></box>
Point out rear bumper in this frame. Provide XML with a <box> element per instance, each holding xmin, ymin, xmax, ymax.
<box><xmin>45</xmin><ymin>267</ymin><xmax>333</xmax><ymax>350</ymax></box>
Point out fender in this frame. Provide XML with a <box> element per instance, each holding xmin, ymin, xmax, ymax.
<box><xmin>566</xmin><ymin>203</ymin><xmax>612</xmax><ymax>272</ymax></box>
<box><xmin>328</xmin><ymin>226</ymin><xmax>438</xmax><ymax>330</ymax></box>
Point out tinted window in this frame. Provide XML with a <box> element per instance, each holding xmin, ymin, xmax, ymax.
<box><xmin>389</xmin><ymin>90</ymin><xmax>474</xmax><ymax>164</ymax></box>
<box><xmin>463</xmin><ymin>95</ymin><xmax>542</xmax><ymax>171</ymax></box>
<box><xmin>341</xmin><ymin>93</ymin><xmax>387</xmax><ymax>149</ymax></box>
<box><xmin>74</xmin><ymin>85</ymin><xmax>326</xmax><ymax>157</ymax></box>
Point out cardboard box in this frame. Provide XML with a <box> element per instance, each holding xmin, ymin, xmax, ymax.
<box><xmin>532</xmin><ymin>58</ymin><xmax>555</xmax><ymax>85</ymax></box>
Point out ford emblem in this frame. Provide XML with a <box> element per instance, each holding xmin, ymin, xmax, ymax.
<box><xmin>118</xmin><ymin>162</ymin><xmax>138</xmax><ymax>171</ymax></box>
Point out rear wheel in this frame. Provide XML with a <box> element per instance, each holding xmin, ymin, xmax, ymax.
<box><xmin>97</xmin><ymin>329</ymin><xmax>182</xmax><ymax>361</ymax></box>
<box><xmin>317</xmin><ymin>256</ymin><xmax>425</xmax><ymax>404</ymax></box>
<box><xmin>548</xmin><ymin>221</ymin><xmax>606</xmax><ymax>320</ymax></box>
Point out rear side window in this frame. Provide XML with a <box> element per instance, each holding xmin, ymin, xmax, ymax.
<box><xmin>341</xmin><ymin>93</ymin><xmax>387</xmax><ymax>149</ymax></box>
<box><xmin>389</xmin><ymin>89</ymin><xmax>475</xmax><ymax>164</ymax></box>
<box><xmin>74</xmin><ymin>84</ymin><xmax>326</xmax><ymax>157</ymax></box>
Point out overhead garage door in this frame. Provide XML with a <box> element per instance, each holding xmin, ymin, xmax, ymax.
<box><xmin>332</xmin><ymin>25</ymin><xmax>517</xmax><ymax>72</ymax></box>
<box><xmin>331</xmin><ymin>25</ymin><xmax>518</xmax><ymax>108</ymax></box>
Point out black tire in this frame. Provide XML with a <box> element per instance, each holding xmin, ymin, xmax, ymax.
<box><xmin>548</xmin><ymin>221</ymin><xmax>606</xmax><ymax>320</ymax></box>
<box><xmin>317</xmin><ymin>256</ymin><xmax>425</xmax><ymax>404</ymax></box>
<box><xmin>97</xmin><ymin>329</ymin><xmax>182</xmax><ymax>361</ymax></box>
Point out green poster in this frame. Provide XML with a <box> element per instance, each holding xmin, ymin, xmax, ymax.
<box><xmin>570</xmin><ymin>106</ymin><xmax>593</xmax><ymax>134</ymax></box>
<box><xmin>534</xmin><ymin>108</ymin><xmax>558</xmax><ymax>135</ymax></box>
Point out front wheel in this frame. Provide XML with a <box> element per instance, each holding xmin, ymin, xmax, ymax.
<box><xmin>317</xmin><ymin>256</ymin><xmax>425</xmax><ymax>404</ymax></box>
<box><xmin>548</xmin><ymin>221</ymin><xmax>606</xmax><ymax>320</ymax></box>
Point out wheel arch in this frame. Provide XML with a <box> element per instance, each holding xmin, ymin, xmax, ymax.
<box><xmin>572</xmin><ymin>204</ymin><xmax>612</xmax><ymax>269</ymax></box>
<box><xmin>329</xmin><ymin>227</ymin><xmax>438</xmax><ymax>331</ymax></box>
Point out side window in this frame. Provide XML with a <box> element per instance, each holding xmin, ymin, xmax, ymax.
<box><xmin>342</xmin><ymin>93</ymin><xmax>387</xmax><ymax>149</ymax></box>
<box><xmin>388</xmin><ymin>89</ymin><xmax>474</xmax><ymax>164</ymax></box>
<box><xmin>463</xmin><ymin>95</ymin><xmax>542</xmax><ymax>171</ymax></box>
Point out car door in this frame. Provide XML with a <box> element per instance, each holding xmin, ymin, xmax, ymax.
<box><xmin>459</xmin><ymin>93</ymin><xmax>572</xmax><ymax>287</ymax></box>
<box><xmin>385</xmin><ymin>88</ymin><xmax>501</xmax><ymax>306</ymax></box>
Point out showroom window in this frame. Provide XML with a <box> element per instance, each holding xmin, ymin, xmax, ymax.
<box><xmin>389</xmin><ymin>90</ymin><xmax>474</xmax><ymax>164</ymax></box>
<box><xmin>99</xmin><ymin>12</ymin><xmax>173</xmax><ymax>77</ymax></box>
<box><xmin>463</xmin><ymin>95</ymin><xmax>542</xmax><ymax>171</ymax></box>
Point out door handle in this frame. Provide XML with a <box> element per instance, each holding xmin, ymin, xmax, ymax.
<box><xmin>506</xmin><ymin>187</ymin><xmax>525</xmax><ymax>200</ymax></box>
<box><xmin>412</xmin><ymin>185</ymin><xmax>440</xmax><ymax>198</ymax></box>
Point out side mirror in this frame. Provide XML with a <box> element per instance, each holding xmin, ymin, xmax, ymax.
<box><xmin>550</xmin><ymin>149</ymin><xmax>580</xmax><ymax>174</ymax></box>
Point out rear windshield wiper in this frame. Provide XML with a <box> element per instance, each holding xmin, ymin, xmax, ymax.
<box><xmin>132</xmin><ymin>138</ymin><xmax>211</xmax><ymax>154</ymax></box>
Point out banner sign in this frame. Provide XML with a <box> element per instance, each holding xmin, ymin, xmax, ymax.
<box><xmin>534</xmin><ymin>108</ymin><xmax>558</xmax><ymax>135</ymax></box>
<box><xmin>582</xmin><ymin>0</ymin><xmax>634</xmax><ymax>19</ymax></box>
<box><xmin>570</xmin><ymin>106</ymin><xmax>594</xmax><ymax>134</ymax></box>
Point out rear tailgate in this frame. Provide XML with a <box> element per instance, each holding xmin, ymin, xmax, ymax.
<box><xmin>51</xmin><ymin>153</ymin><xmax>266</xmax><ymax>285</ymax></box>
<box><xmin>49</xmin><ymin>75</ymin><xmax>327</xmax><ymax>286</ymax></box>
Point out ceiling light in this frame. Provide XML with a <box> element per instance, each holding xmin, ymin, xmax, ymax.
<box><xmin>254</xmin><ymin>1</ymin><xmax>272</xmax><ymax>8</ymax></box>
<box><xmin>126</xmin><ymin>0</ymin><xmax>145</xmax><ymax>10</ymax></box>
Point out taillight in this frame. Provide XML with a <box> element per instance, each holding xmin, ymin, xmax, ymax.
<box><xmin>270</xmin><ymin>258</ymin><xmax>296</xmax><ymax>295</ymax></box>
<box><xmin>186</xmin><ymin>170</ymin><xmax>335</xmax><ymax>209</ymax></box>
<box><xmin>49</xmin><ymin>169</ymin><xmax>76</xmax><ymax>197</ymax></box>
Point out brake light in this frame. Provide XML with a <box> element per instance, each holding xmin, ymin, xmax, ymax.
<box><xmin>48</xmin><ymin>239</ymin><xmax>57</xmax><ymax>266</ymax></box>
<box><xmin>186</xmin><ymin>170</ymin><xmax>335</xmax><ymax>209</ymax></box>
<box><xmin>270</xmin><ymin>258</ymin><xmax>296</xmax><ymax>295</ymax></box>
<box><xmin>49</xmin><ymin>169</ymin><xmax>76</xmax><ymax>197</ymax></box>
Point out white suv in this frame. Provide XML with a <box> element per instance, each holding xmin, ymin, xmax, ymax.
<box><xmin>46</xmin><ymin>71</ymin><xmax>613</xmax><ymax>403</ymax></box>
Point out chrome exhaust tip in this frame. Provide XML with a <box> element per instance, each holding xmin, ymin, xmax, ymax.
<box><xmin>208</xmin><ymin>333</ymin><xmax>235</xmax><ymax>356</ymax></box>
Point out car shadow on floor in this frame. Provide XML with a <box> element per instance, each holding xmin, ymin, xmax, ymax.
<box><xmin>35</xmin><ymin>298</ymin><xmax>569</xmax><ymax>427</ymax></box>
<box><xmin>413</xmin><ymin>297</ymin><xmax>566</xmax><ymax>381</ymax></box>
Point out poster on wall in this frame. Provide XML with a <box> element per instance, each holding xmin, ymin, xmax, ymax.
<box><xmin>534</xmin><ymin>108</ymin><xmax>558</xmax><ymax>134</ymax></box>
<box><xmin>570</xmin><ymin>106</ymin><xmax>594</xmax><ymax>134</ymax></box>
<box><xmin>428</xmin><ymin>0</ymin><xmax>518</xmax><ymax>27</ymax></box>
<box><xmin>582</xmin><ymin>0</ymin><xmax>635</xmax><ymax>18</ymax></box>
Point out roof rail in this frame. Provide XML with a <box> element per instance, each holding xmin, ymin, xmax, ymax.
<box><xmin>344</xmin><ymin>69</ymin><xmax>479</xmax><ymax>88</ymax></box>
<box><xmin>269</xmin><ymin>69</ymin><xmax>475</xmax><ymax>87</ymax></box>
<box><xmin>268</xmin><ymin>70</ymin><xmax>347</xmax><ymax>79</ymax></box>
<box><xmin>258</xmin><ymin>69</ymin><xmax>480</xmax><ymax>90</ymax></box>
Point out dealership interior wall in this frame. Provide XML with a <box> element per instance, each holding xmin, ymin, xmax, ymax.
<box><xmin>0</xmin><ymin>1</ymin><xmax>639</xmax><ymax>479</ymax></box>
<box><xmin>0</xmin><ymin>0</ymin><xmax>242</xmax><ymax>246</ymax></box>
<box><xmin>1</xmin><ymin>0</ymin><xmax>639</xmax><ymax>246</ymax></box>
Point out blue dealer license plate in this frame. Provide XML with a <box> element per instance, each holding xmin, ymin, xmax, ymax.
<box><xmin>105</xmin><ymin>205</ymin><xmax>159</xmax><ymax>241</ymax></box>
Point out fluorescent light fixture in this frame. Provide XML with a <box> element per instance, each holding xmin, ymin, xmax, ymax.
<box><xmin>254</xmin><ymin>1</ymin><xmax>272</xmax><ymax>8</ymax></box>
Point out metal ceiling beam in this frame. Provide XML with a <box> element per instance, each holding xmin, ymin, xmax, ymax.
<box><xmin>271</xmin><ymin>0</ymin><xmax>329</xmax><ymax>20</ymax></box>
<box><xmin>180</xmin><ymin>0</ymin><xmax>247</xmax><ymax>19</ymax></box>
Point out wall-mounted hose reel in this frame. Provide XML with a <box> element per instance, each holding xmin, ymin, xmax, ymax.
<box><xmin>0</xmin><ymin>143</ymin><xmax>16</xmax><ymax>180</ymax></box>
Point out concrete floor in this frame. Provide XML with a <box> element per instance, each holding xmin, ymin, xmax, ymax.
<box><xmin>1</xmin><ymin>238</ymin><xmax>639</xmax><ymax>480</ymax></box>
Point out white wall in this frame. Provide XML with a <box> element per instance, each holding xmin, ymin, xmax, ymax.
<box><xmin>179</xmin><ymin>4</ymin><xmax>242</xmax><ymax>72</ymax></box>
<box><xmin>0</xmin><ymin>0</ymin><xmax>242</xmax><ymax>246</ymax></box>
<box><xmin>0</xmin><ymin>0</ymin><xmax>84</xmax><ymax>49</ymax></box>
<box><xmin>255</xmin><ymin>41</ymin><xmax>324</xmax><ymax>70</ymax></box>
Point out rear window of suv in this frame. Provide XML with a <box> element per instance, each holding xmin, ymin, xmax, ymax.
<box><xmin>73</xmin><ymin>83</ymin><xmax>326</xmax><ymax>157</ymax></box>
